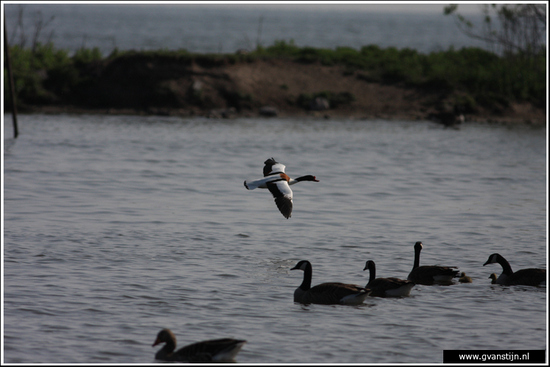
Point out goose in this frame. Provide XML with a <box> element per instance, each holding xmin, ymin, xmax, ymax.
<box><xmin>483</xmin><ymin>253</ymin><xmax>546</xmax><ymax>286</ymax></box>
<box><xmin>407</xmin><ymin>241</ymin><xmax>459</xmax><ymax>285</ymax></box>
<box><xmin>244</xmin><ymin>158</ymin><xmax>319</xmax><ymax>219</ymax></box>
<box><xmin>152</xmin><ymin>328</ymin><xmax>246</xmax><ymax>362</ymax></box>
<box><xmin>363</xmin><ymin>260</ymin><xmax>415</xmax><ymax>297</ymax></box>
<box><xmin>489</xmin><ymin>273</ymin><xmax>498</xmax><ymax>284</ymax></box>
<box><xmin>291</xmin><ymin>260</ymin><xmax>371</xmax><ymax>305</ymax></box>
<box><xmin>458</xmin><ymin>272</ymin><xmax>473</xmax><ymax>283</ymax></box>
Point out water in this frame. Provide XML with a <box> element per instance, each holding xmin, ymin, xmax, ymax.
<box><xmin>3</xmin><ymin>114</ymin><xmax>547</xmax><ymax>363</ymax></box>
<box><xmin>4</xmin><ymin>3</ymin><xmax>489</xmax><ymax>55</ymax></box>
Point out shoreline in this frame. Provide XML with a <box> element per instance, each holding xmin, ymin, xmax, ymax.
<box><xmin>6</xmin><ymin>58</ymin><xmax>546</xmax><ymax>126</ymax></box>
<box><xmin>11</xmin><ymin>103</ymin><xmax>546</xmax><ymax>126</ymax></box>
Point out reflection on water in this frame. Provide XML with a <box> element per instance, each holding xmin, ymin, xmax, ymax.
<box><xmin>3</xmin><ymin>114</ymin><xmax>547</xmax><ymax>363</ymax></box>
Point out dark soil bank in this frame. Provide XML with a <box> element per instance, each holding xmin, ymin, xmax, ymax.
<box><xmin>13</xmin><ymin>54</ymin><xmax>546</xmax><ymax>125</ymax></box>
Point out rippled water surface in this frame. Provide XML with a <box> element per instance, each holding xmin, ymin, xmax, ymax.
<box><xmin>3</xmin><ymin>115</ymin><xmax>547</xmax><ymax>363</ymax></box>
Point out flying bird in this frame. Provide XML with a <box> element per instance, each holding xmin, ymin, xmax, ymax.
<box><xmin>244</xmin><ymin>158</ymin><xmax>319</xmax><ymax>219</ymax></box>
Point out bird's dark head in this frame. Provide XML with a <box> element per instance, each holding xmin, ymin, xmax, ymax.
<box><xmin>483</xmin><ymin>253</ymin><xmax>500</xmax><ymax>266</ymax></box>
<box><xmin>291</xmin><ymin>260</ymin><xmax>311</xmax><ymax>271</ymax></box>
<box><xmin>153</xmin><ymin>328</ymin><xmax>175</xmax><ymax>347</ymax></box>
<box><xmin>363</xmin><ymin>260</ymin><xmax>375</xmax><ymax>271</ymax></box>
<box><xmin>296</xmin><ymin>175</ymin><xmax>319</xmax><ymax>182</ymax></box>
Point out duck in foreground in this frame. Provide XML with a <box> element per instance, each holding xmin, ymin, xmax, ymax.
<box><xmin>407</xmin><ymin>241</ymin><xmax>460</xmax><ymax>285</ymax></box>
<box><xmin>291</xmin><ymin>260</ymin><xmax>371</xmax><ymax>305</ymax></box>
<box><xmin>363</xmin><ymin>260</ymin><xmax>415</xmax><ymax>297</ymax></box>
<box><xmin>244</xmin><ymin>158</ymin><xmax>319</xmax><ymax>219</ymax></box>
<box><xmin>152</xmin><ymin>328</ymin><xmax>246</xmax><ymax>362</ymax></box>
<box><xmin>483</xmin><ymin>253</ymin><xmax>546</xmax><ymax>286</ymax></box>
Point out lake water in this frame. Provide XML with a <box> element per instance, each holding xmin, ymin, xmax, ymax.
<box><xmin>2</xmin><ymin>114</ymin><xmax>547</xmax><ymax>363</ymax></box>
<box><xmin>4</xmin><ymin>3</ymin><xmax>489</xmax><ymax>55</ymax></box>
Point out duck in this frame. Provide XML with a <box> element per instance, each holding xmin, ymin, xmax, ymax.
<box><xmin>152</xmin><ymin>328</ymin><xmax>246</xmax><ymax>362</ymax></box>
<box><xmin>244</xmin><ymin>158</ymin><xmax>319</xmax><ymax>219</ymax></box>
<box><xmin>427</xmin><ymin>105</ymin><xmax>465</xmax><ymax>128</ymax></box>
<box><xmin>489</xmin><ymin>273</ymin><xmax>498</xmax><ymax>284</ymax></box>
<box><xmin>458</xmin><ymin>272</ymin><xmax>473</xmax><ymax>283</ymax></box>
<box><xmin>407</xmin><ymin>241</ymin><xmax>460</xmax><ymax>285</ymax></box>
<box><xmin>363</xmin><ymin>260</ymin><xmax>415</xmax><ymax>297</ymax></box>
<box><xmin>291</xmin><ymin>260</ymin><xmax>371</xmax><ymax>305</ymax></box>
<box><xmin>427</xmin><ymin>111</ymin><xmax>464</xmax><ymax>127</ymax></box>
<box><xmin>483</xmin><ymin>253</ymin><xmax>546</xmax><ymax>286</ymax></box>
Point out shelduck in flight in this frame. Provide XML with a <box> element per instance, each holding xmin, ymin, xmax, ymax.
<box><xmin>244</xmin><ymin>158</ymin><xmax>319</xmax><ymax>219</ymax></box>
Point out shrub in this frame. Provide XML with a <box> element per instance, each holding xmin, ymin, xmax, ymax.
<box><xmin>4</xmin><ymin>40</ymin><xmax>545</xmax><ymax>111</ymax></box>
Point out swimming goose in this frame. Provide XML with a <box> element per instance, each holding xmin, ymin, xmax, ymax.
<box><xmin>152</xmin><ymin>328</ymin><xmax>246</xmax><ymax>362</ymax></box>
<box><xmin>489</xmin><ymin>273</ymin><xmax>498</xmax><ymax>284</ymax></box>
<box><xmin>407</xmin><ymin>241</ymin><xmax>460</xmax><ymax>285</ymax></box>
<box><xmin>363</xmin><ymin>260</ymin><xmax>415</xmax><ymax>297</ymax></box>
<box><xmin>291</xmin><ymin>260</ymin><xmax>371</xmax><ymax>305</ymax></box>
<box><xmin>458</xmin><ymin>272</ymin><xmax>473</xmax><ymax>283</ymax></box>
<box><xmin>483</xmin><ymin>253</ymin><xmax>546</xmax><ymax>286</ymax></box>
<box><xmin>244</xmin><ymin>158</ymin><xmax>319</xmax><ymax>219</ymax></box>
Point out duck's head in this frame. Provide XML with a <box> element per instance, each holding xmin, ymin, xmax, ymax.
<box><xmin>296</xmin><ymin>175</ymin><xmax>319</xmax><ymax>182</ymax></box>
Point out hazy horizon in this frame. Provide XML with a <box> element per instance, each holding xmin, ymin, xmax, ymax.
<box><xmin>3</xmin><ymin>2</ymin><xmax>484</xmax><ymax>15</ymax></box>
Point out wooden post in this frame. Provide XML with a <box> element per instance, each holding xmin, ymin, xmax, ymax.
<box><xmin>4</xmin><ymin>15</ymin><xmax>19</xmax><ymax>138</ymax></box>
<box><xmin>256</xmin><ymin>15</ymin><xmax>263</xmax><ymax>49</ymax></box>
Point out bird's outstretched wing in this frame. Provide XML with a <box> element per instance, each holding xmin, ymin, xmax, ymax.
<box><xmin>267</xmin><ymin>180</ymin><xmax>293</xmax><ymax>219</ymax></box>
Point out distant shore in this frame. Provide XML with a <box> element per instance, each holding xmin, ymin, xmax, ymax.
<box><xmin>8</xmin><ymin>56</ymin><xmax>546</xmax><ymax>125</ymax></box>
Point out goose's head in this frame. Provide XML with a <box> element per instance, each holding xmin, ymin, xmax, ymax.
<box><xmin>483</xmin><ymin>253</ymin><xmax>500</xmax><ymax>266</ymax></box>
<box><xmin>414</xmin><ymin>241</ymin><xmax>423</xmax><ymax>251</ymax></box>
<box><xmin>153</xmin><ymin>328</ymin><xmax>176</xmax><ymax>347</ymax></box>
<box><xmin>291</xmin><ymin>260</ymin><xmax>310</xmax><ymax>271</ymax></box>
<box><xmin>489</xmin><ymin>273</ymin><xmax>498</xmax><ymax>284</ymax></box>
<box><xmin>363</xmin><ymin>260</ymin><xmax>375</xmax><ymax>271</ymax></box>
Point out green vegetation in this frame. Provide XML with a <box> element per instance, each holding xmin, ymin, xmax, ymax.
<box><xmin>256</xmin><ymin>40</ymin><xmax>545</xmax><ymax>109</ymax></box>
<box><xmin>4</xmin><ymin>39</ymin><xmax>546</xmax><ymax>112</ymax></box>
<box><xmin>5</xmin><ymin>43</ymin><xmax>105</xmax><ymax>105</ymax></box>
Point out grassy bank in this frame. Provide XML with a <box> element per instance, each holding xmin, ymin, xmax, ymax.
<box><xmin>4</xmin><ymin>41</ymin><xmax>546</xmax><ymax>118</ymax></box>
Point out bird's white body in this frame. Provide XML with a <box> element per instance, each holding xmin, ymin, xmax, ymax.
<box><xmin>244</xmin><ymin>158</ymin><xmax>318</xmax><ymax>219</ymax></box>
